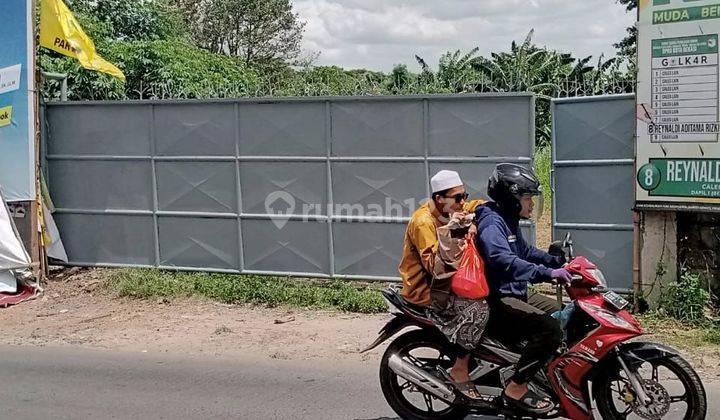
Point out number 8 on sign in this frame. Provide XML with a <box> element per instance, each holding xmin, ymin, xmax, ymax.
<box><xmin>637</xmin><ymin>163</ymin><xmax>661</xmax><ymax>191</ymax></box>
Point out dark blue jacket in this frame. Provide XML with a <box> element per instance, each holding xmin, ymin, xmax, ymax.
<box><xmin>474</xmin><ymin>202</ymin><xmax>563</xmax><ymax>300</ymax></box>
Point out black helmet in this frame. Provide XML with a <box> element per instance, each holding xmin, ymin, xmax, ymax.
<box><xmin>487</xmin><ymin>163</ymin><xmax>541</xmax><ymax>214</ymax></box>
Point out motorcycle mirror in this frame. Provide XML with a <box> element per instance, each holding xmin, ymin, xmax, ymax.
<box><xmin>561</xmin><ymin>232</ymin><xmax>574</xmax><ymax>260</ymax></box>
<box><xmin>548</xmin><ymin>240</ymin><xmax>565</xmax><ymax>257</ymax></box>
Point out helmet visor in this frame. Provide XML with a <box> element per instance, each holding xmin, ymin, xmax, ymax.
<box><xmin>519</xmin><ymin>192</ymin><xmax>544</xmax><ymax>222</ymax></box>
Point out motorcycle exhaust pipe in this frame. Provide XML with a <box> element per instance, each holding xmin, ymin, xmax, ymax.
<box><xmin>388</xmin><ymin>354</ymin><xmax>456</xmax><ymax>403</ymax></box>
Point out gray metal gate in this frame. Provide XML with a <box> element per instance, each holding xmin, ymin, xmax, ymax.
<box><xmin>45</xmin><ymin>94</ymin><xmax>535</xmax><ymax>280</ymax></box>
<box><xmin>551</xmin><ymin>94</ymin><xmax>635</xmax><ymax>291</ymax></box>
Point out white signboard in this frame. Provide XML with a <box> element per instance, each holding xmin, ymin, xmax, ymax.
<box><xmin>637</xmin><ymin>0</ymin><xmax>720</xmax><ymax>210</ymax></box>
<box><xmin>0</xmin><ymin>64</ymin><xmax>21</xmax><ymax>95</ymax></box>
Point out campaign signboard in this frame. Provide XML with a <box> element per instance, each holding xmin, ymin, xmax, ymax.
<box><xmin>0</xmin><ymin>0</ymin><xmax>35</xmax><ymax>202</ymax></box>
<box><xmin>637</xmin><ymin>0</ymin><xmax>720</xmax><ymax>211</ymax></box>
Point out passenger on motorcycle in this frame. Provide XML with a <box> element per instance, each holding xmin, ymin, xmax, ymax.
<box><xmin>475</xmin><ymin>163</ymin><xmax>573</xmax><ymax>415</ymax></box>
<box><xmin>399</xmin><ymin>169</ymin><xmax>489</xmax><ymax>401</ymax></box>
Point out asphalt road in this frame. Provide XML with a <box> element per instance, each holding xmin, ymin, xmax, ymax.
<box><xmin>0</xmin><ymin>345</ymin><xmax>717</xmax><ymax>419</ymax></box>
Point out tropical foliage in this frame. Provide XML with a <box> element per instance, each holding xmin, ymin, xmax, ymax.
<box><xmin>39</xmin><ymin>0</ymin><xmax>637</xmax><ymax>147</ymax></box>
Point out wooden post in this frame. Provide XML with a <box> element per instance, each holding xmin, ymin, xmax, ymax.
<box><xmin>30</xmin><ymin>0</ymin><xmax>45</xmax><ymax>280</ymax></box>
<box><xmin>632</xmin><ymin>211</ymin><xmax>643</xmax><ymax>310</ymax></box>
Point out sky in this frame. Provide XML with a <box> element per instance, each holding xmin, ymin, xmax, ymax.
<box><xmin>293</xmin><ymin>0</ymin><xmax>637</xmax><ymax>72</ymax></box>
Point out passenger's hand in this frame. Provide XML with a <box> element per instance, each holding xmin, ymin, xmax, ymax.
<box><xmin>465</xmin><ymin>224</ymin><xmax>477</xmax><ymax>240</ymax></box>
<box><xmin>550</xmin><ymin>268</ymin><xmax>573</xmax><ymax>284</ymax></box>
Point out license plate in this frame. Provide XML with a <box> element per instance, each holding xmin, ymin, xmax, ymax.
<box><xmin>603</xmin><ymin>291</ymin><xmax>629</xmax><ymax>311</ymax></box>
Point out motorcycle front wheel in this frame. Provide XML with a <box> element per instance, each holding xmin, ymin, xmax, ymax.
<box><xmin>593</xmin><ymin>350</ymin><xmax>707</xmax><ymax>420</ymax></box>
<box><xmin>379</xmin><ymin>329</ymin><xmax>470</xmax><ymax>420</ymax></box>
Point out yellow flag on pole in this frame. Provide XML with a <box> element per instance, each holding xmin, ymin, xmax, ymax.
<box><xmin>39</xmin><ymin>0</ymin><xmax>125</xmax><ymax>81</ymax></box>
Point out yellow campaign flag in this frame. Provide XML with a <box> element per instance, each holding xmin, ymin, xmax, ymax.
<box><xmin>39</xmin><ymin>0</ymin><xmax>125</xmax><ymax>81</ymax></box>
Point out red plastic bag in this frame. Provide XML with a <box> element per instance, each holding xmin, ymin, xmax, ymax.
<box><xmin>451</xmin><ymin>240</ymin><xmax>489</xmax><ymax>300</ymax></box>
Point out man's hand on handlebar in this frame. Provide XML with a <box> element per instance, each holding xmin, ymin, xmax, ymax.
<box><xmin>550</xmin><ymin>268</ymin><xmax>573</xmax><ymax>284</ymax></box>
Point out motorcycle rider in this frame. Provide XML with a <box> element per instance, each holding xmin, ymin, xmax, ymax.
<box><xmin>399</xmin><ymin>169</ymin><xmax>488</xmax><ymax>401</ymax></box>
<box><xmin>474</xmin><ymin>163</ymin><xmax>572</xmax><ymax>415</ymax></box>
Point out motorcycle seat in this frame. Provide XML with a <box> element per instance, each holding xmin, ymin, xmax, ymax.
<box><xmin>383</xmin><ymin>285</ymin><xmax>433</xmax><ymax>322</ymax></box>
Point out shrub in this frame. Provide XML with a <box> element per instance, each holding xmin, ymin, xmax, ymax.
<box><xmin>659</xmin><ymin>271</ymin><xmax>711</xmax><ymax>324</ymax></box>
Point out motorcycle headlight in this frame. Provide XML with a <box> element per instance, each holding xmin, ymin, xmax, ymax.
<box><xmin>579</xmin><ymin>301</ymin><xmax>637</xmax><ymax>330</ymax></box>
<box><xmin>593</xmin><ymin>307</ymin><xmax>636</xmax><ymax>330</ymax></box>
<box><xmin>587</xmin><ymin>269</ymin><xmax>607</xmax><ymax>287</ymax></box>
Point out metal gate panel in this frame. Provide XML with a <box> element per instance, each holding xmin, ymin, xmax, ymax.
<box><xmin>46</xmin><ymin>94</ymin><xmax>536</xmax><ymax>280</ymax></box>
<box><xmin>332</xmin><ymin>222</ymin><xmax>407</xmax><ymax>278</ymax></box>
<box><xmin>553</xmin><ymin>165</ymin><xmax>635</xmax><ymax>225</ymax></box>
<box><xmin>240</xmin><ymin>161</ymin><xmax>327</xmax><ymax>215</ymax></box>
<box><xmin>154</xmin><ymin>103</ymin><xmax>236</xmax><ymax>156</ymax></box>
<box><xmin>49</xmin><ymin>160</ymin><xmax>153</xmax><ymax>211</ymax></box>
<box><xmin>158</xmin><ymin>216</ymin><xmax>239</xmax><ymax>270</ymax></box>
<box><xmin>330</xmin><ymin>101</ymin><xmax>424</xmax><ymax>156</ymax></box>
<box><xmin>241</xmin><ymin>219</ymin><xmax>331</xmax><ymax>275</ymax></box>
<box><xmin>331</xmin><ymin>161</ymin><xmax>427</xmax><ymax>219</ymax></box>
<box><xmin>553</xmin><ymin>98</ymin><xmax>635</xmax><ymax>161</ymax></box>
<box><xmin>552</xmin><ymin>95</ymin><xmax>635</xmax><ymax>291</ymax></box>
<box><xmin>47</xmin><ymin>103</ymin><xmax>151</xmax><ymax>156</ymax></box>
<box><xmin>427</xmin><ymin>97</ymin><xmax>534</xmax><ymax>157</ymax></box>
<box><xmin>238</xmin><ymin>102</ymin><xmax>326</xmax><ymax>156</ymax></box>
<box><xmin>54</xmin><ymin>214</ymin><xmax>155</xmax><ymax>266</ymax></box>
<box><xmin>156</xmin><ymin>162</ymin><xmax>237</xmax><ymax>213</ymax></box>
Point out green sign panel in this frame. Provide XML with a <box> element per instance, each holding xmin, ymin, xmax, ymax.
<box><xmin>653</xmin><ymin>4</ymin><xmax>720</xmax><ymax>24</ymax></box>
<box><xmin>651</xmin><ymin>34</ymin><xmax>718</xmax><ymax>57</ymax></box>
<box><xmin>638</xmin><ymin>159</ymin><xmax>720</xmax><ymax>197</ymax></box>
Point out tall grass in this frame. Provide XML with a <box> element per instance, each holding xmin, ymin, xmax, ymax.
<box><xmin>534</xmin><ymin>145</ymin><xmax>552</xmax><ymax>201</ymax></box>
<box><xmin>104</xmin><ymin>268</ymin><xmax>387</xmax><ymax>313</ymax></box>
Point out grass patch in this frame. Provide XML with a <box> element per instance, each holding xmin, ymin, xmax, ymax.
<box><xmin>534</xmin><ymin>145</ymin><xmax>552</xmax><ymax>200</ymax></box>
<box><xmin>104</xmin><ymin>268</ymin><xmax>388</xmax><ymax>313</ymax></box>
<box><xmin>638</xmin><ymin>313</ymin><xmax>720</xmax><ymax>347</ymax></box>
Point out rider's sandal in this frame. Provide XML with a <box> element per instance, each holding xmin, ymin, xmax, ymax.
<box><xmin>503</xmin><ymin>388</ymin><xmax>554</xmax><ymax>415</ymax></box>
<box><xmin>452</xmin><ymin>380</ymin><xmax>485</xmax><ymax>401</ymax></box>
<box><xmin>438</xmin><ymin>367</ymin><xmax>484</xmax><ymax>401</ymax></box>
<box><xmin>437</xmin><ymin>369</ymin><xmax>484</xmax><ymax>401</ymax></box>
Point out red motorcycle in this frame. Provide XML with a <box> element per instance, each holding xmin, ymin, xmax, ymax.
<box><xmin>365</xmin><ymin>233</ymin><xmax>706</xmax><ymax>419</ymax></box>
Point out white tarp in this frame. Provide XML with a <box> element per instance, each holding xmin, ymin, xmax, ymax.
<box><xmin>0</xmin><ymin>188</ymin><xmax>31</xmax><ymax>292</ymax></box>
<box><xmin>43</xmin><ymin>202</ymin><xmax>67</xmax><ymax>262</ymax></box>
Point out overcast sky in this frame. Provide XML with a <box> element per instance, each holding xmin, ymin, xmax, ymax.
<box><xmin>293</xmin><ymin>0</ymin><xmax>637</xmax><ymax>72</ymax></box>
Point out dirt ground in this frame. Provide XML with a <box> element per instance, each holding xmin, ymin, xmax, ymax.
<box><xmin>1</xmin><ymin>267</ymin><xmax>718</xmax><ymax>380</ymax></box>
<box><xmin>0</xmin><ymin>268</ymin><xmax>391</xmax><ymax>363</ymax></box>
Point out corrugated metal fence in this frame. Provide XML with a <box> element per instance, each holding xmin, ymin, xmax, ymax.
<box><xmin>552</xmin><ymin>94</ymin><xmax>636</xmax><ymax>291</ymax></box>
<box><xmin>45</xmin><ymin>94</ymin><xmax>535</xmax><ymax>280</ymax></box>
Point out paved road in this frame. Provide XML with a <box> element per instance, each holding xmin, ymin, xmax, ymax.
<box><xmin>0</xmin><ymin>345</ymin><xmax>717</xmax><ymax>419</ymax></box>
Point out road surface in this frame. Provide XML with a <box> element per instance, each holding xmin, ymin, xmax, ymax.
<box><xmin>0</xmin><ymin>345</ymin><xmax>717</xmax><ymax>419</ymax></box>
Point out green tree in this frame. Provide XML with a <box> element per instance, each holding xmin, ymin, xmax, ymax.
<box><xmin>614</xmin><ymin>0</ymin><xmax>638</xmax><ymax>72</ymax></box>
<box><xmin>472</xmin><ymin>30</ymin><xmax>573</xmax><ymax>96</ymax></box>
<box><xmin>387</xmin><ymin>64</ymin><xmax>413</xmax><ymax>93</ymax></box>
<box><xmin>172</xmin><ymin>0</ymin><xmax>305</xmax><ymax>68</ymax></box>
<box><xmin>412</xmin><ymin>30</ymin><xmax>633</xmax><ymax>145</ymax></box>
<box><xmin>39</xmin><ymin>0</ymin><xmax>259</xmax><ymax>100</ymax></box>
<box><xmin>65</xmin><ymin>0</ymin><xmax>187</xmax><ymax>41</ymax></box>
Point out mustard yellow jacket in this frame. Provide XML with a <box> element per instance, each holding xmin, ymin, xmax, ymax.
<box><xmin>399</xmin><ymin>199</ymin><xmax>485</xmax><ymax>306</ymax></box>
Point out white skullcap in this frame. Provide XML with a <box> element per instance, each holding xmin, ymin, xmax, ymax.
<box><xmin>430</xmin><ymin>170</ymin><xmax>463</xmax><ymax>193</ymax></box>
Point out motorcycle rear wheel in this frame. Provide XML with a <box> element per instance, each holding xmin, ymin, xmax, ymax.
<box><xmin>593</xmin><ymin>352</ymin><xmax>706</xmax><ymax>420</ymax></box>
<box><xmin>379</xmin><ymin>329</ymin><xmax>470</xmax><ymax>420</ymax></box>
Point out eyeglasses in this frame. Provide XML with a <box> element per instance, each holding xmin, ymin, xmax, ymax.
<box><xmin>444</xmin><ymin>192</ymin><xmax>469</xmax><ymax>203</ymax></box>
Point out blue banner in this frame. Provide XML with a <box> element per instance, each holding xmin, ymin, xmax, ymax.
<box><xmin>0</xmin><ymin>0</ymin><xmax>35</xmax><ymax>201</ymax></box>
